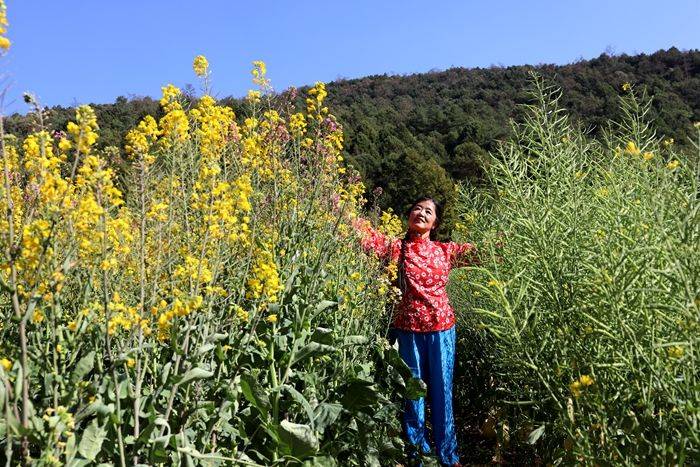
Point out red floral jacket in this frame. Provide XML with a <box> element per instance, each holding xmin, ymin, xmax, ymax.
<box><xmin>353</xmin><ymin>219</ymin><xmax>477</xmax><ymax>332</ymax></box>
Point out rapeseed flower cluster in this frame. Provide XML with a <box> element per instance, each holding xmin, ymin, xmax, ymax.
<box><xmin>306</xmin><ymin>82</ymin><xmax>329</xmax><ymax>121</ymax></box>
<box><xmin>251</xmin><ymin>60</ymin><xmax>269</xmax><ymax>88</ymax></box>
<box><xmin>125</xmin><ymin>115</ymin><xmax>160</xmax><ymax>161</ymax></box>
<box><xmin>193</xmin><ymin>54</ymin><xmax>209</xmax><ymax>77</ymax></box>
<box><xmin>378</xmin><ymin>208</ymin><xmax>403</xmax><ymax>237</ymax></box>
<box><xmin>67</xmin><ymin>105</ymin><xmax>99</xmax><ymax>155</ymax></box>
<box><xmin>570</xmin><ymin>374</ymin><xmax>594</xmax><ymax>397</ymax></box>
<box><xmin>246</xmin><ymin>246</ymin><xmax>282</xmax><ymax>307</ymax></box>
<box><xmin>159</xmin><ymin>84</ymin><xmax>190</xmax><ymax>146</ymax></box>
<box><xmin>107</xmin><ymin>292</ymin><xmax>149</xmax><ymax>335</ymax></box>
<box><xmin>0</xmin><ymin>0</ymin><xmax>10</xmax><ymax>51</ymax></box>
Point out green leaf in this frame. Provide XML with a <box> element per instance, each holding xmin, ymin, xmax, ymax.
<box><xmin>383</xmin><ymin>348</ymin><xmax>413</xmax><ymax>380</ymax></box>
<box><xmin>343</xmin><ymin>335</ymin><xmax>369</xmax><ymax>346</ymax></box>
<box><xmin>405</xmin><ymin>377</ymin><xmax>427</xmax><ymax>400</ymax></box>
<box><xmin>293</xmin><ymin>343</ymin><xmax>336</xmax><ymax>365</ymax></box>
<box><xmin>240</xmin><ymin>374</ymin><xmax>270</xmax><ymax>417</ymax></box>
<box><xmin>282</xmin><ymin>385</ymin><xmax>316</xmax><ymax>431</ymax></box>
<box><xmin>310</xmin><ymin>327</ymin><xmax>334</xmax><ymax>345</ymax></box>
<box><xmin>160</xmin><ymin>362</ymin><xmax>172</xmax><ymax>385</ymax></box>
<box><xmin>340</xmin><ymin>380</ymin><xmax>379</xmax><ymax>411</ymax></box>
<box><xmin>78</xmin><ymin>420</ymin><xmax>106</xmax><ymax>461</ymax></box>
<box><xmin>315</xmin><ymin>300</ymin><xmax>337</xmax><ymax>313</ymax></box>
<box><xmin>71</xmin><ymin>351</ymin><xmax>95</xmax><ymax>384</ymax></box>
<box><xmin>527</xmin><ymin>425</ymin><xmax>545</xmax><ymax>444</ymax></box>
<box><xmin>278</xmin><ymin>420</ymin><xmax>319</xmax><ymax>459</ymax></box>
<box><xmin>179</xmin><ymin>367</ymin><xmax>214</xmax><ymax>386</ymax></box>
<box><xmin>196</xmin><ymin>344</ymin><xmax>216</xmax><ymax>355</ymax></box>
<box><xmin>313</xmin><ymin>403</ymin><xmax>343</xmax><ymax>433</ymax></box>
<box><xmin>207</xmin><ymin>333</ymin><xmax>228</xmax><ymax>343</ymax></box>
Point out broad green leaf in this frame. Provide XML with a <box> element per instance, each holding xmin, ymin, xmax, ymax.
<box><xmin>207</xmin><ymin>333</ymin><xmax>228</xmax><ymax>342</ymax></box>
<box><xmin>302</xmin><ymin>456</ymin><xmax>338</xmax><ymax>466</ymax></box>
<box><xmin>342</xmin><ymin>335</ymin><xmax>368</xmax><ymax>346</ymax></box>
<box><xmin>315</xmin><ymin>301</ymin><xmax>337</xmax><ymax>313</ymax></box>
<box><xmin>311</xmin><ymin>327</ymin><xmax>334</xmax><ymax>345</ymax></box>
<box><xmin>293</xmin><ymin>343</ymin><xmax>336</xmax><ymax>365</ymax></box>
<box><xmin>405</xmin><ymin>377</ymin><xmax>427</xmax><ymax>400</ymax></box>
<box><xmin>282</xmin><ymin>385</ymin><xmax>316</xmax><ymax>431</ymax></box>
<box><xmin>313</xmin><ymin>403</ymin><xmax>343</xmax><ymax>433</ymax></box>
<box><xmin>160</xmin><ymin>361</ymin><xmax>171</xmax><ymax>385</ymax></box>
<box><xmin>240</xmin><ymin>374</ymin><xmax>270</xmax><ymax>417</ymax></box>
<box><xmin>179</xmin><ymin>367</ymin><xmax>214</xmax><ymax>386</ymax></box>
<box><xmin>77</xmin><ymin>420</ymin><xmax>106</xmax><ymax>461</ymax></box>
<box><xmin>340</xmin><ymin>380</ymin><xmax>379</xmax><ymax>411</ymax></box>
<box><xmin>528</xmin><ymin>425</ymin><xmax>546</xmax><ymax>444</ymax></box>
<box><xmin>71</xmin><ymin>351</ymin><xmax>95</xmax><ymax>384</ymax></box>
<box><xmin>196</xmin><ymin>343</ymin><xmax>216</xmax><ymax>355</ymax></box>
<box><xmin>278</xmin><ymin>420</ymin><xmax>319</xmax><ymax>459</ymax></box>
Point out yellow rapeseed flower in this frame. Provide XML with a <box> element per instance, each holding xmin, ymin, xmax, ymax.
<box><xmin>193</xmin><ymin>55</ymin><xmax>209</xmax><ymax>77</ymax></box>
<box><xmin>0</xmin><ymin>0</ymin><xmax>9</xmax><ymax>51</ymax></box>
<box><xmin>569</xmin><ymin>380</ymin><xmax>582</xmax><ymax>397</ymax></box>
<box><xmin>667</xmin><ymin>346</ymin><xmax>684</xmax><ymax>359</ymax></box>
<box><xmin>625</xmin><ymin>141</ymin><xmax>640</xmax><ymax>156</ymax></box>
<box><xmin>642</xmin><ymin>152</ymin><xmax>654</xmax><ymax>161</ymax></box>
<box><xmin>622</xmin><ymin>82</ymin><xmax>631</xmax><ymax>92</ymax></box>
<box><xmin>0</xmin><ymin>358</ymin><xmax>11</xmax><ymax>371</ymax></box>
<box><xmin>265</xmin><ymin>314</ymin><xmax>278</xmax><ymax>324</ymax></box>
<box><xmin>579</xmin><ymin>374</ymin><xmax>594</xmax><ymax>386</ymax></box>
<box><xmin>666</xmin><ymin>160</ymin><xmax>680</xmax><ymax>170</ymax></box>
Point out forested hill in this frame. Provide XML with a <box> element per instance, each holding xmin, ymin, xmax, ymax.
<box><xmin>5</xmin><ymin>47</ymin><xmax>699</xmax><ymax>223</ymax></box>
<box><xmin>326</xmin><ymin>48</ymin><xmax>699</xmax><ymax>216</ymax></box>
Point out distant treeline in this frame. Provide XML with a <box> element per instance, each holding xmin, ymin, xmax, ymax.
<box><xmin>5</xmin><ymin>47</ymin><xmax>699</xmax><ymax>231</ymax></box>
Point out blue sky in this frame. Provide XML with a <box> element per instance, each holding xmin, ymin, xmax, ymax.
<box><xmin>1</xmin><ymin>0</ymin><xmax>698</xmax><ymax>114</ymax></box>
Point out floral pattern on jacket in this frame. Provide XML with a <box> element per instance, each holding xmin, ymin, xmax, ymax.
<box><xmin>353</xmin><ymin>219</ymin><xmax>477</xmax><ymax>332</ymax></box>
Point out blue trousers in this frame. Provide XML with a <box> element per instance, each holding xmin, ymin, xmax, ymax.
<box><xmin>394</xmin><ymin>327</ymin><xmax>459</xmax><ymax>466</ymax></box>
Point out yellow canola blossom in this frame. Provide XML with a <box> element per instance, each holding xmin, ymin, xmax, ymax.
<box><xmin>0</xmin><ymin>0</ymin><xmax>10</xmax><ymax>51</ymax></box>
<box><xmin>624</xmin><ymin>141</ymin><xmax>640</xmax><ymax>156</ymax></box>
<box><xmin>306</xmin><ymin>82</ymin><xmax>329</xmax><ymax>121</ymax></box>
<box><xmin>125</xmin><ymin>115</ymin><xmax>160</xmax><ymax>159</ymax></box>
<box><xmin>246</xmin><ymin>247</ymin><xmax>282</xmax><ymax>306</ymax></box>
<box><xmin>193</xmin><ymin>55</ymin><xmax>209</xmax><ymax>77</ymax></box>
<box><xmin>66</xmin><ymin>106</ymin><xmax>99</xmax><ymax>155</ymax></box>
<box><xmin>570</xmin><ymin>374</ymin><xmax>594</xmax><ymax>397</ymax></box>
<box><xmin>378</xmin><ymin>208</ymin><xmax>403</xmax><ymax>237</ymax></box>
<box><xmin>159</xmin><ymin>84</ymin><xmax>190</xmax><ymax>147</ymax></box>
<box><xmin>251</xmin><ymin>60</ymin><xmax>269</xmax><ymax>88</ymax></box>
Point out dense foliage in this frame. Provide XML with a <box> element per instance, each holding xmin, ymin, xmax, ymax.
<box><xmin>450</xmin><ymin>76</ymin><xmax>699</xmax><ymax>464</ymax></box>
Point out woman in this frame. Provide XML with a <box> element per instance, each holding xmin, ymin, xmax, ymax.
<box><xmin>352</xmin><ymin>196</ymin><xmax>477</xmax><ymax>467</ymax></box>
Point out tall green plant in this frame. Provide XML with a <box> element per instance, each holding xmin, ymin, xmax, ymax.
<box><xmin>452</xmin><ymin>73</ymin><xmax>699</xmax><ymax>464</ymax></box>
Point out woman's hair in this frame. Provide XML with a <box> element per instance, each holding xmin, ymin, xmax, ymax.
<box><xmin>397</xmin><ymin>196</ymin><xmax>443</xmax><ymax>294</ymax></box>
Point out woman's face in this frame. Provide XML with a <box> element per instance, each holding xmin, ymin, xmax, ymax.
<box><xmin>408</xmin><ymin>200</ymin><xmax>438</xmax><ymax>236</ymax></box>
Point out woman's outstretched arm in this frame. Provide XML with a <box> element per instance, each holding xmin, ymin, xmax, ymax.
<box><xmin>351</xmin><ymin>217</ymin><xmax>392</xmax><ymax>260</ymax></box>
